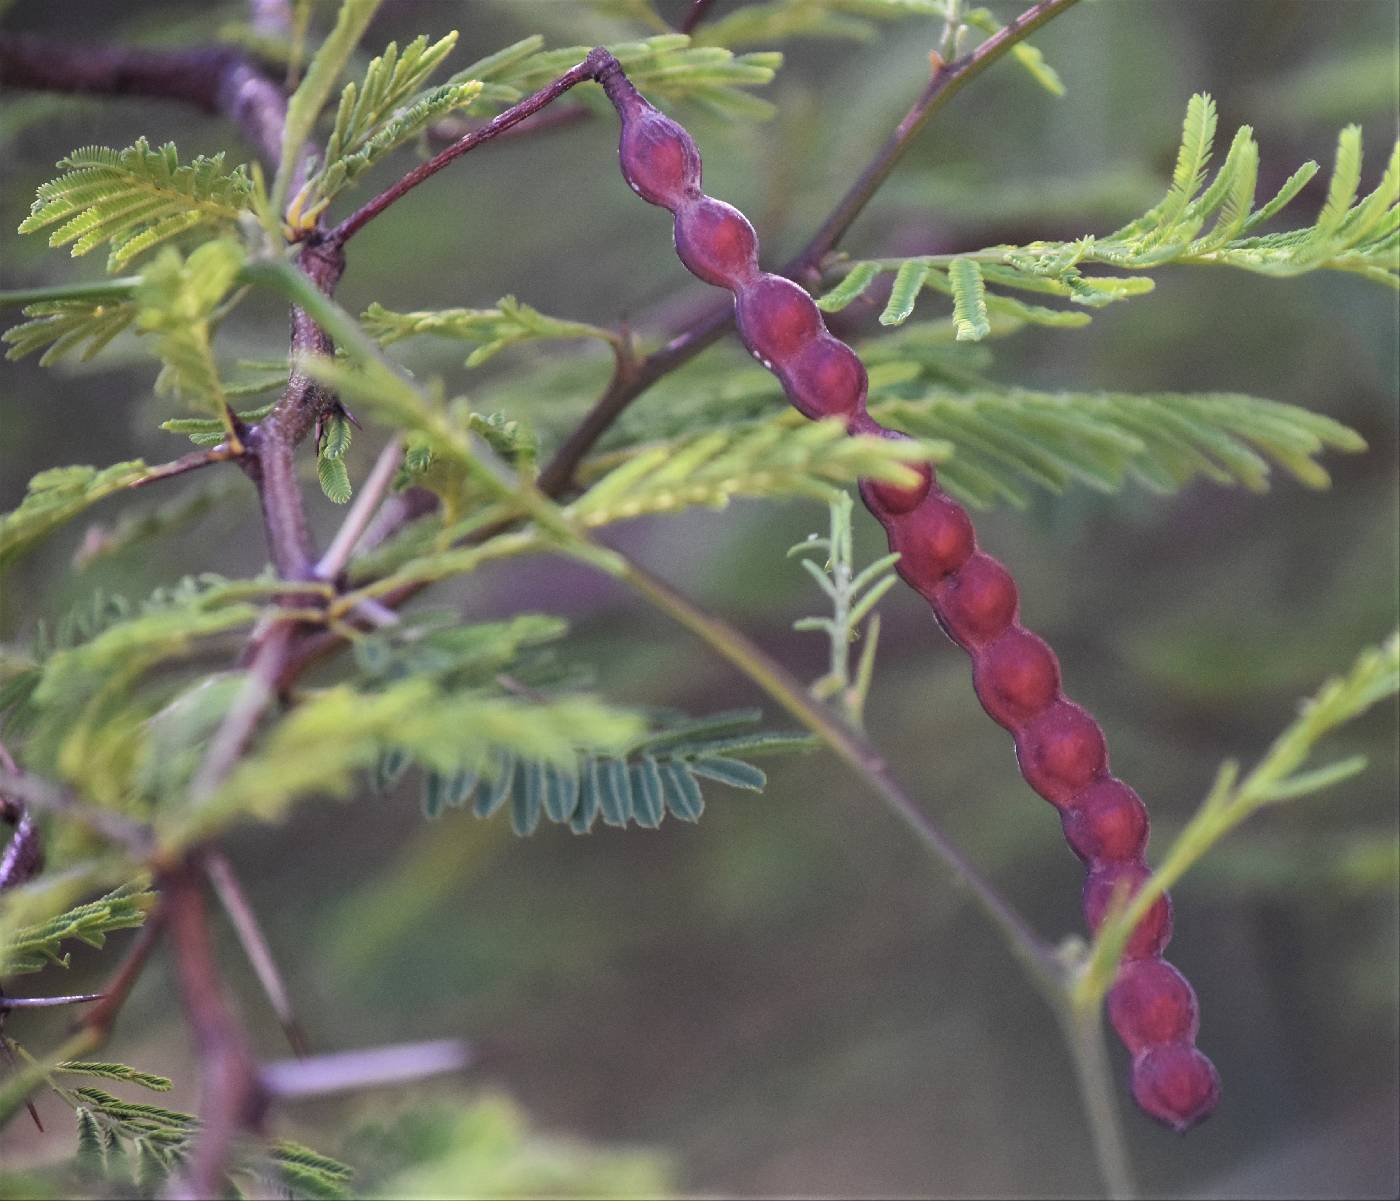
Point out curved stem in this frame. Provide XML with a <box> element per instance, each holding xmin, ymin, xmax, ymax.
<box><xmin>1060</xmin><ymin>997</ymin><xmax>1138</xmax><ymax>1200</ymax></box>
<box><xmin>791</xmin><ymin>0</ymin><xmax>1080</xmax><ymax>276</ymax></box>
<box><xmin>616</xmin><ymin>557</ymin><xmax>1061</xmax><ymax>995</ymax></box>
<box><xmin>328</xmin><ymin>48</ymin><xmax>615</xmax><ymax>248</ymax></box>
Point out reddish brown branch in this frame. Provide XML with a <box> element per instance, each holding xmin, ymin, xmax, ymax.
<box><xmin>204</xmin><ymin>850</ymin><xmax>309</xmax><ymax>1057</ymax></box>
<box><xmin>328</xmin><ymin>47</ymin><xmax>618</xmax><ymax>248</ymax></box>
<box><xmin>678</xmin><ymin>0</ymin><xmax>717</xmax><ymax>35</ymax></box>
<box><xmin>161</xmin><ymin>862</ymin><xmax>264</xmax><ymax>1201</ymax></box>
<box><xmin>134</xmin><ymin>445</ymin><xmax>243</xmax><ymax>490</ymax></box>
<box><xmin>76</xmin><ymin>909</ymin><xmax>166</xmax><ymax>1045</ymax></box>
<box><xmin>0</xmin><ymin>35</ymin><xmax>286</xmax><ymax>168</ymax></box>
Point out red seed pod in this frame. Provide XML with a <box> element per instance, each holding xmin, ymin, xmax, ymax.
<box><xmin>619</xmin><ymin>111</ymin><xmax>702</xmax><ymax>206</ymax></box>
<box><xmin>1015</xmin><ymin>700</ymin><xmax>1109</xmax><ymax>807</ymax></box>
<box><xmin>887</xmin><ymin>494</ymin><xmax>976</xmax><ymax>594</ymax></box>
<box><xmin>735</xmin><ymin>275</ymin><xmax>824</xmax><ymax>366</ymax></box>
<box><xmin>1108</xmin><ymin>958</ymin><xmax>1200</xmax><ymax>1054</ymax></box>
<box><xmin>972</xmin><ymin>628</ymin><xmax>1061</xmax><ymax>729</ymax></box>
<box><xmin>599</xmin><ymin>63</ymin><xmax>1218</xmax><ymax>1131</ymax></box>
<box><xmin>1062</xmin><ymin>777</ymin><xmax>1150</xmax><ymax>862</ymax></box>
<box><xmin>673</xmin><ymin>197</ymin><xmax>759</xmax><ymax>288</ymax></box>
<box><xmin>934</xmin><ymin>551</ymin><xmax>1019</xmax><ymax>647</ymax></box>
<box><xmin>782</xmin><ymin>335</ymin><xmax>868</xmax><ymax>420</ymax></box>
<box><xmin>1130</xmin><ymin>1043</ymin><xmax>1221</xmax><ymax>1133</ymax></box>
<box><xmin>864</xmin><ymin>442</ymin><xmax>932</xmax><ymax>514</ymax></box>
<box><xmin>1083</xmin><ymin>861</ymin><xmax>1173</xmax><ymax>959</ymax></box>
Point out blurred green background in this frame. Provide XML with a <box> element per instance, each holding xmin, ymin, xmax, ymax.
<box><xmin>1</xmin><ymin>1</ymin><xmax>1397</xmax><ymax>1197</ymax></box>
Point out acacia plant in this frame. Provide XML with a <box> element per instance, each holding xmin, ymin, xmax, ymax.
<box><xmin>0</xmin><ymin>2</ymin><xmax>1397</xmax><ymax>1198</ymax></box>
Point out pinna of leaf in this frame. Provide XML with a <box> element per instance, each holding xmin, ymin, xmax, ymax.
<box><xmin>589</xmin><ymin>50</ymin><xmax>1218</xmax><ymax>1131</ymax></box>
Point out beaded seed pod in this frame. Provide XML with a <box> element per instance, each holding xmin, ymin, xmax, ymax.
<box><xmin>597</xmin><ymin>58</ymin><xmax>1220</xmax><ymax>1131</ymax></box>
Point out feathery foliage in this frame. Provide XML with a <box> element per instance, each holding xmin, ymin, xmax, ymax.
<box><xmin>818</xmin><ymin>94</ymin><xmax>1400</xmax><ymax>337</ymax></box>
<box><xmin>57</xmin><ymin>1062</ymin><xmax>172</xmax><ymax>1092</ymax></box>
<box><xmin>687</xmin><ymin>0</ymin><xmax>943</xmax><ymax>48</ymax></box>
<box><xmin>2</xmin><ymin>297</ymin><xmax>138</xmax><ymax>366</ymax></box>
<box><xmin>272</xmin><ymin>0</ymin><xmax>380</xmax><ymax>220</ymax></box>
<box><xmin>17</xmin><ymin>139</ymin><xmax>255</xmax><ymax>272</ymax></box>
<box><xmin>569</xmin><ymin>418</ymin><xmax>944</xmax><ymax>526</ymax></box>
<box><xmin>61</xmin><ymin>1079</ymin><xmax>353</xmax><ymax>1198</ymax></box>
<box><xmin>407</xmin><ymin>709</ymin><xmax>813</xmax><ymax>832</ymax></box>
<box><xmin>133</xmin><ymin>239</ymin><xmax>245</xmax><ymax>421</ymax></box>
<box><xmin>1080</xmin><ymin>631</ymin><xmax>1400</xmax><ymax>999</ymax></box>
<box><xmin>364</xmin><ymin>298</ymin><xmax>619</xmax><ymax>367</ymax></box>
<box><xmin>173</xmin><ymin>680</ymin><xmax>644</xmax><ymax>846</ymax></box>
<box><xmin>453</xmin><ymin>34</ymin><xmax>783</xmax><ymax>121</ymax></box>
<box><xmin>2</xmin><ymin>884</ymin><xmax>155</xmax><ymax>975</ymax></box>
<box><xmin>316</xmin><ymin>411</ymin><xmax>356</xmax><ymax>503</ymax></box>
<box><xmin>551</xmin><ymin>330</ymin><xmax>1365</xmax><ymax>511</ymax></box>
<box><xmin>290</xmin><ymin>32</ymin><xmax>484</xmax><ymax>229</ymax></box>
<box><xmin>790</xmin><ymin>493</ymin><xmax>899</xmax><ymax>727</ymax></box>
<box><xmin>874</xmin><ymin>387</ymin><xmax>1368</xmax><ymax>507</ymax></box>
<box><xmin>0</xmin><ymin>461</ymin><xmax>148</xmax><ymax>569</ymax></box>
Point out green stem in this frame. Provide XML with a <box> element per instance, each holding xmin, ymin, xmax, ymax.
<box><xmin>1060</xmin><ymin>997</ymin><xmax>1138</xmax><ymax>1200</ymax></box>
<box><xmin>615</xmin><ymin>555</ymin><xmax>1060</xmax><ymax>996</ymax></box>
<box><xmin>0</xmin><ymin>278</ymin><xmax>143</xmax><ymax>307</ymax></box>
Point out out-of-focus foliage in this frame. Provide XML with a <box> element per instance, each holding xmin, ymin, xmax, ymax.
<box><xmin>348</xmin><ymin>1091</ymin><xmax>672</xmax><ymax>1200</ymax></box>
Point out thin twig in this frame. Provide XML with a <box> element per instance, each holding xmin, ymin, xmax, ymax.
<box><xmin>1059</xmin><ymin>1000</ymin><xmax>1138</xmax><ymax>1200</ymax></box>
<box><xmin>315</xmin><ymin>436</ymin><xmax>403</xmax><ymax>581</ymax></box>
<box><xmin>792</xmin><ymin>0</ymin><xmax>1080</xmax><ymax>276</ymax></box>
<box><xmin>203</xmin><ymin>850</ymin><xmax>309</xmax><ymax>1057</ymax></box>
<box><xmin>329</xmin><ymin>47</ymin><xmax>618</xmax><ymax>247</ymax></box>
<box><xmin>427</xmin><ymin>101</ymin><xmax>591</xmax><ymax>149</ymax></box>
<box><xmin>75</xmin><ymin>909</ymin><xmax>166</xmax><ymax>1044</ymax></box>
<box><xmin>0</xmin><ymin>35</ymin><xmax>287</xmax><ymax>168</ymax></box>
<box><xmin>134</xmin><ymin>444</ymin><xmax>242</xmax><ymax>489</ymax></box>
<box><xmin>617</xmin><ymin>558</ymin><xmax>1060</xmax><ymax>992</ymax></box>
<box><xmin>188</xmin><ymin>621</ymin><xmax>295</xmax><ymax>803</ymax></box>
<box><xmin>160</xmin><ymin>863</ymin><xmax>263</xmax><ymax>1201</ymax></box>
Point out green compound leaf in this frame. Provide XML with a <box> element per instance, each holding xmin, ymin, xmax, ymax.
<box><xmin>134</xmin><ymin>239</ymin><xmax>245</xmax><ymax>417</ymax></box>
<box><xmin>317</xmin><ymin>452</ymin><xmax>353</xmax><ymax>504</ymax></box>
<box><xmin>948</xmin><ymin>257</ymin><xmax>991</xmax><ymax>341</ymax></box>
<box><xmin>294</xmin><ymin>31</ymin><xmax>484</xmax><ymax>224</ymax></box>
<box><xmin>0</xmin><ymin>460</ymin><xmax>148</xmax><ymax>568</ymax></box>
<box><xmin>569</xmin><ymin>418</ymin><xmax>942</xmax><ymax>527</ymax></box>
<box><xmin>364</xmin><ymin>297</ymin><xmax>617</xmax><ymax>367</ymax></box>
<box><xmin>2</xmin><ymin>297</ymin><xmax>138</xmax><ymax>366</ymax></box>
<box><xmin>2</xmin><ymin>884</ymin><xmax>155</xmax><ymax>975</ymax></box>
<box><xmin>818</xmin><ymin>96</ymin><xmax>1398</xmax><ymax>336</ymax></box>
<box><xmin>56</xmin><ymin>1062</ymin><xmax>173</xmax><ymax>1093</ymax></box>
<box><xmin>18</xmin><ymin>138</ymin><xmax>254</xmax><ymax>272</ymax></box>
<box><xmin>460</xmin><ymin>35</ymin><xmax>782</xmax><ymax>122</ymax></box>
